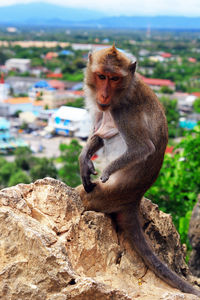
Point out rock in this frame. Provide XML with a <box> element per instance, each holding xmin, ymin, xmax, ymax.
<box><xmin>0</xmin><ymin>177</ymin><xmax>199</xmax><ymax>300</ymax></box>
<box><xmin>189</xmin><ymin>195</ymin><xmax>200</xmax><ymax>277</ymax></box>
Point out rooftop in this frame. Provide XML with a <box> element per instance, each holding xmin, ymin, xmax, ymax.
<box><xmin>140</xmin><ymin>75</ymin><xmax>175</xmax><ymax>87</ymax></box>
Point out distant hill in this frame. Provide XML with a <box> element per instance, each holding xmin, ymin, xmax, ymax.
<box><xmin>87</xmin><ymin>16</ymin><xmax>200</xmax><ymax>30</ymax></box>
<box><xmin>0</xmin><ymin>2</ymin><xmax>200</xmax><ymax>30</ymax></box>
<box><xmin>0</xmin><ymin>2</ymin><xmax>106</xmax><ymax>24</ymax></box>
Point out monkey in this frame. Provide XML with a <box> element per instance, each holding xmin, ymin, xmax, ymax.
<box><xmin>77</xmin><ymin>45</ymin><xmax>200</xmax><ymax>297</ymax></box>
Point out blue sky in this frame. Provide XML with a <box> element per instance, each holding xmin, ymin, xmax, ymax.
<box><xmin>0</xmin><ymin>0</ymin><xmax>199</xmax><ymax>17</ymax></box>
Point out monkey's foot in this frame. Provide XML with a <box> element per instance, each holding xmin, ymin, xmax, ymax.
<box><xmin>76</xmin><ymin>184</ymin><xmax>95</xmax><ymax>210</ymax></box>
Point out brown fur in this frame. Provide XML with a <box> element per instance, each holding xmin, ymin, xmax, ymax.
<box><xmin>77</xmin><ymin>46</ymin><xmax>200</xmax><ymax>297</ymax></box>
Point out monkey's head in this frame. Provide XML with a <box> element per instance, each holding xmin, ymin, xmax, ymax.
<box><xmin>85</xmin><ymin>44</ymin><xmax>137</xmax><ymax>111</ymax></box>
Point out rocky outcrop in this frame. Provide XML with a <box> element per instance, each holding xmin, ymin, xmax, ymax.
<box><xmin>189</xmin><ymin>195</ymin><xmax>200</xmax><ymax>278</ymax></box>
<box><xmin>0</xmin><ymin>177</ymin><xmax>199</xmax><ymax>300</ymax></box>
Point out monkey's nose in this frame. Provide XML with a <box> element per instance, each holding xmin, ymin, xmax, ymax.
<box><xmin>100</xmin><ymin>95</ymin><xmax>110</xmax><ymax>105</ymax></box>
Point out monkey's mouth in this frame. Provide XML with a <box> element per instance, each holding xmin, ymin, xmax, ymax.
<box><xmin>97</xmin><ymin>102</ymin><xmax>110</xmax><ymax>110</ymax></box>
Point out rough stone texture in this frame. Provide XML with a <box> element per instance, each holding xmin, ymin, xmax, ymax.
<box><xmin>189</xmin><ymin>195</ymin><xmax>200</xmax><ymax>278</ymax></box>
<box><xmin>0</xmin><ymin>177</ymin><xmax>199</xmax><ymax>300</ymax></box>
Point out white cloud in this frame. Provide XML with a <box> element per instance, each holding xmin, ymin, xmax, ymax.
<box><xmin>0</xmin><ymin>0</ymin><xmax>199</xmax><ymax>17</ymax></box>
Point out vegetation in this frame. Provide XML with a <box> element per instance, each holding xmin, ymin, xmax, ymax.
<box><xmin>0</xmin><ymin>147</ymin><xmax>58</xmax><ymax>189</ymax></box>
<box><xmin>193</xmin><ymin>97</ymin><xmax>200</xmax><ymax>113</ymax></box>
<box><xmin>66</xmin><ymin>97</ymin><xmax>84</xmax><ymax>108</ymax></box>
<box><xmin>57</xmin><ymin>140</ymin><xmax>82</xmax><ymax>187</ymax></box>
<box><xmin>159</xmin><ymin>96</ymin><xmax>184</xmax><ymax>138</ymax></box>
<box><xmin>146</xmin><ymin>123</ymin><xmax>200</xmax><ymax>246</ymax></box>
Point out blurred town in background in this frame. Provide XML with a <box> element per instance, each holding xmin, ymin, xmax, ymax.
<box><xmin>1</xmin><ymin>29</ymin><xmax>199</xmax><ymax>155</ymax></box>
<box><xmin>0</xmin><ymin>1</ymin><xmax>200</xmax><ymax>249</ymax></box>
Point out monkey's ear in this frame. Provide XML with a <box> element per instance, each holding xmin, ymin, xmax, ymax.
<box><xmin>88</xmin><ymin>52</ymin><xmax>93</xmax><ymax>63</ymax></box>
<box><xmin>129</xmin><ymin>61</ymin><xmax>137</xmax><ymax>74</ymax></box>
<box><xmin>111</xmin><ymin>42</ymin><xmax>117</xmax><ymax>54</ymax></box>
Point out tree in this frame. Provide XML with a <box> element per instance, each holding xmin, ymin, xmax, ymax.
<box><xmin>146</xmin><ymin>124</ymin><xmax>200</xmax><ymax>245</ymax></box>
<box><xmin>8</xmin><ymin>170</ymin><xmax>31</xmax><ymax>187</ymax></box>
<box><xmin>0</xmin><ymin>161</ymin><xmax>17</xmax><ymax>187</ymax></box>
<box><xmin>66</xmin><ymin>97</ymin><xmax>84</xmax><ymax>108</ymax></box>
<box><xmin>30</xmin><ymin>157</ymin><xmax>58</xmax><ymax>181</ymax></box>
<box><xmin>193</xmin><ymin>97</ymin><xmax>200</xmax><ymax>113</ymax></box>
<box><xmin>159</xmin><ymin>96</ymin><xmax>181</xmax><ymax>138</ymax></box>
<box><xmin>58</xmin><ymin>140</ymin><xmax>82</xmax><ymax>187</ymax></box>
<box><xmin>159</xmin><ymin>86</ymin><xmax>174</xmax><ymax>94</ymax></box>
<box><xmin>14</xmin><ymin>147</ymin><xmax>32</xmax><ymax>170</ymax></box>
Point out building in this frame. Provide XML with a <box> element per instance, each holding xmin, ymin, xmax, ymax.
<box><xmin>28</xmin><ymin>80</ymin><xmax>53</xmax><ymax>100</ymax></box>
<box><xmin>4</xmin><ymin>97</ymin><xmax>43</xmax><ymax>116</ymax></box>
<box><xmin>5</xmin><ymin>76</ymin><xmax>39</xmax><ymax>95</ymax></box>
<box><xmin>0</xmin><ymin>117</ymin><xmax>28</xmax><ymax>153</ymax></box>
<box><xmin>140</xmin><ymin>75</ymin><xmax>175</xmax><ymax>91</ymax></box>
<box><xmin>5</xmin><ymin>58</ymin><xmax>31</xmax><ymax>73</ymax></box>
<box><xmin>71</xmin><ymin>43</ymin><xmax>110</xmax><ymax>51</ymax></box>
<box><xmin>0</xmin><ymin>73</ymin><xmax>9</xmax><ymax>102</ymax></box>
<box><xmin>49</xmin><ymin>106</ymin><xmax>91</xmax><ymax>139</ymax></box>
<box><xmin>42</xmin><ymin>89</ymin><xmax>84</xmax><ymax>109</ymax></box>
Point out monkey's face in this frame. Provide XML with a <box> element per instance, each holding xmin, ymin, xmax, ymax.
<box><xmin>94</xmin><ymin>71</ymin><xmax>123</xmax><ymax>111</ymax></box>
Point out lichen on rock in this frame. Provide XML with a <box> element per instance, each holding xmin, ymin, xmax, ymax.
<box><xmin>0</xmin><ymin>178</ymin><xmax>199</xmax><ymax>299</ymax></box>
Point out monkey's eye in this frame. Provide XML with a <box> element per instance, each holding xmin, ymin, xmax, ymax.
<box><xmin>111</xmin><ymin>76</ymin><xmax>120</xmax><ymax>81</ymax></box>
<box><xmin>98</xmin><ymin>74</ymin><xmax>106</xmax><ymax>80</ymax></box>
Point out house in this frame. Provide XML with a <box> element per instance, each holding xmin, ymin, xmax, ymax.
<box><xmin>0</xmin><ymin>73</ymin><xmax>9</xmax><ymax>102</ymax></box>
<box><xmin>192</xmin><ymin>92</ymin><xmax>200</xmax><ymax>98</ymax></box>
<box><xmin>71</xmin><ymin>43</ymin><xmax>110</xmax><ymax>51</ymax></box>
<box><xmin>5</xmin><ymin>58</ymin><xmax>31</xmax><ymax>73</ymax></box>
<box><xmin>140</xmin><ymin>75</ymin><xmax>175</xmax><ymax>91</ymax></box>
<box><xmin>42</xmin><ymin>89</ymin><xmax>84</xmax><ymax>109</ymax></box>
<box><xmin>28</xmin><ymin>80</ymin><xmax>53</xmax><ymax>100</ymax></box>
<box><xmin>4</xmin><ymin>97</ymin><xmax>43</xmax><ymax>116</ymax></box>
<box><xmin>161</xmin><ymin>52</ymin><xmax>172</xmax><ymax>59</ymax></box>
<box><xmin>5</xmin><ymin>76</ymin><xmax>39</xmax><ymax>95</ymax></box>
<box><xmin>49</xmin><ymin>106</ymin><xmax>91</xmax><ymax>139</ymax></box>
<box><xmin>46</xmin><ymin>73</ymin><xmax>63</xmax><ymax>79</ymax></box>
<box><xmin>175</xmin><ymin>92</ymin><xmax>197</xmax><ymax>112</ymax></box>
<box><xmin>0</xmin><ymin>117</ymin><xmax>28</xmax><ymax>153</ymax></box>
<box><xmin>45</xmin><ymin>52</ymin><xmax>58</xmax><ymax>60</ymax></box>
<box><xmin>48</xmin><ymin>80</ymin><xmax>65</xmax><ymax>90</ymax></box>
<box><xmin>188</xmin><ymin>58</ymin><xmax>197</xmax><ymax>63</ymax></box>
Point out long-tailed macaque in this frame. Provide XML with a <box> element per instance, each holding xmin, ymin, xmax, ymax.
<box><xmin>77</xmin><ymin>45</ymin><xmax>200</xmax><ymax>297</ymax></box>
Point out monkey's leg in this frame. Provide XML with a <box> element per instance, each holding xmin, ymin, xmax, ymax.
<box><xmin>119</xmin><ymin>204</ymin><xmax>200</xmax><ymax>297</ymax></box>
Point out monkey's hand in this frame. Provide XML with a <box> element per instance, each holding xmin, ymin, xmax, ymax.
<box><xmin>100</xmin><ymin>170</ymin><xmax>110</xmax><ymax>183</ymax></box>
<box><xmin>80</xmin><ymin>158</ymin><xmax>97</xmax><ymax>193</ymax></box>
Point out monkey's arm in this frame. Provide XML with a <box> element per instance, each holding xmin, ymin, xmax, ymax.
<box><xmin>79</xmin><ymin>134</ymin><xmax>104</xmax><ymax>192</ymax></box>
<box><xmin>100</xmin><ymin>132</ymin><xmax>155</xmax><ymax>183</ymax></box>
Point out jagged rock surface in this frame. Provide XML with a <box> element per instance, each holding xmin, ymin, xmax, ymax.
<box><xmin>189</xmin><ymin>195</ymin><xmax>200</xmax><ymax>278</ymax></box>
<box><xmin>0</xmin><ymin>177</ymin><xmax>199</xmax><ymax>300</ymax></box>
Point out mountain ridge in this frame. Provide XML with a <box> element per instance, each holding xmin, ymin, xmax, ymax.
<box><xmin>0</xmin><ymin>2</ymin><xmax>200</xmax><ymax>29</ymax></box>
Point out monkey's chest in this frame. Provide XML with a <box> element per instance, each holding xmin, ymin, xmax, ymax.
<box><xmin>95</xmin><ymin>111</ymin><xmax>119</xmax><ymax>139</ymax></box>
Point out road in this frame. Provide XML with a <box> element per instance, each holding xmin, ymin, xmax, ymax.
<box><xmin>5</xmin><ymin>133</ymin><xmax>86</xmax><ymax>161</ymax></box>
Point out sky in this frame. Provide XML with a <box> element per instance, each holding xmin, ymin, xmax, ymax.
<box><xmin>0</xmin><ymin>0</ymin><xmax>199</xmax><ymax>17</ymax></box>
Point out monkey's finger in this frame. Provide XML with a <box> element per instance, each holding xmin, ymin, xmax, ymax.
<box><xmin>100</xmin><ymin>174</ymin><xmax>109</xmax><ymax>183</ymax></box>
<box><xmin>83</xmin><ymin>180</ymin><xmax>96</xmax><ymax>193</ymax></box>
<box><xmin>88</xmin><ymin>160</ymin><xmax>97</xmax><ymax>175</ymax></box>
<box><xmin>82</xmin><ymin>174</ymin><xmax>93</xmax><ymax>189</ymax></box>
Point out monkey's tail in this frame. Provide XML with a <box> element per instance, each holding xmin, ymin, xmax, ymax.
<box><xmin>120</xmin><ymin>205</ymin><xmax>200</xmax><ymax>297</ymax></box>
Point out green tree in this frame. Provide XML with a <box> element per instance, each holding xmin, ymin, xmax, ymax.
<box><xmin>159</xmin><ymin>86</ymin><xmax>174</xmax><ymax>94</ymax></box>
<box><xmin>0</xmin><ymin>161</ymin><xmax>17</xmax><ymax>187</ymax></box>
<box><xmin>159</xmin><ymin>96</ymin><xmax>181</xmax><ymax>138</ymax></box>
<box><xmin>66</xmin><ymin>97</ymin><xmax>84</xmax><ymax>108</ymax></box>
<box><xmin>8</xmin><ymin>170</ymin><xmax>31</xmax><ymax>187</ymax></box>
<box><xmin>146</xmin><ymin>124</ymin><xmax>200</xmax><ymax>245</ymax></box>
<box><xmin>30</xmin><ymin>157</ymin><xmax>58</xmax><ymax>181</ymax></box>
<box><xmin>58</xmin><ymin>140</ymin><xmax>82</xmax><ymax>187</ymax></box>
<box><xmin>14</xmin><ymin>147</ymin><xmax>32</xmax><ymax>170</ymax></box>
<box><xmin>193</xmin><ymin>97</ymin><xmax>200</xmax><ymax>113</ymax></box>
